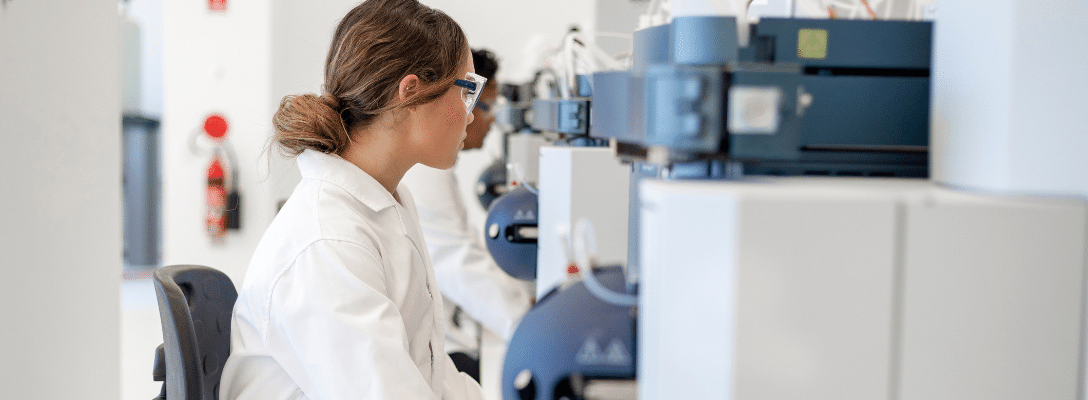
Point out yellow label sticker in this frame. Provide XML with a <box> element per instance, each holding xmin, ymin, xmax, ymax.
<box><xmin>797</xmin><ymin>29</ymin><xmax>829</xmax><ymax>59</ymax></box>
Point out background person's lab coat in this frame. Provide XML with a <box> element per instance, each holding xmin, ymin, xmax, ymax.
<box><xmin>402</xmin><ymin>163</ymin><xmax>533</xmax><ymax>355</ymax></box>
<box><xmin>221</xmin><ymin>150</ymin><xmax>483</xmax><ymax>400</ymax></box>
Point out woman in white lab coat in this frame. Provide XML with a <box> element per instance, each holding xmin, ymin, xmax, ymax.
<box><xmin>219</xmin><ymin>1</ymin><xmax>486</xmax><ymax>399</ymax></box>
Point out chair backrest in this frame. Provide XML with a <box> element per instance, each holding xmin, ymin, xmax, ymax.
<box><xmin>153</xmin><ymin>265</ymin><xmax>238</xmax><ymax>400</ymax></box>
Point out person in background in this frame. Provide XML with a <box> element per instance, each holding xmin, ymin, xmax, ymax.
<box><xmin>220</xmin><ymin>1</ymin><xmax>486</xmax><ymax>398</ymax></box>
<box><xmin>401</xmin><ymin>49</ymin><xmax>533</xmax><ymax>382</ymax></box>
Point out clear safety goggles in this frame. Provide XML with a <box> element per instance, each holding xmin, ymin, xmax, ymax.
<box><xmin>453</xmin><ymin>72</ymin><xmax>488</xmax><ymax>116</ymax></box>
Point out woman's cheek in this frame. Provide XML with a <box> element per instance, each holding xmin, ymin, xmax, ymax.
<box><xmin>445</xmin><ymin>104</ymin><xmax>463</xmax><ymax>126</ymax></box>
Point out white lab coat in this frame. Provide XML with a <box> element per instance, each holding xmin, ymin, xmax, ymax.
<box><xmin>401</xmin><ymin>164</ymin><xmax>532</xmax><ymax>354</ymax></box>
<box><xmin>220</xmin><ymin>149</ymin><xmax>483</xmax><ymax>400</ymax></box>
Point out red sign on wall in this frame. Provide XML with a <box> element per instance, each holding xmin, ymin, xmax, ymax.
<box><xmin>209</xmin><ymin>0</ymin><xmax>227</xmax><ymax>11</ymax></box>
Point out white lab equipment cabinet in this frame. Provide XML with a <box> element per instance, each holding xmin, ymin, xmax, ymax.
<box><xmin>639</xmin><ymin>177</ymin><xmax>1087</xmax><ymax>400</ymax></box>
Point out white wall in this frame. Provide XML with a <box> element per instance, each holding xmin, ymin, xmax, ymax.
<box><xmin>0</xmin><ymin>1</ymin><xmax>121</xmax><ymax>398</ymax></box>
<box><xmin>126</xmin><ymin>0</ymin><xmax>165</xmax><ymax>118</ymax></box>
<box><xmin>161</xmin><ymin>0</ymin><xmax>274</xmax><ymax>284</ymax></box>
<box><xmin>424</xmin><ymin>0</ymin><xmax>596</xmax><ymax>83</ymax></box>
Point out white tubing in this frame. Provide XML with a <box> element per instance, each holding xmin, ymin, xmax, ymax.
<box><xmin>508</xmin><ymin>162</ymin><xmax>539</xmax><ymax>195</ymax></box>
<box><xmin>573</xmin><ymin>218</ymin><xmax>638</xmax><ymax>307</ymax></box>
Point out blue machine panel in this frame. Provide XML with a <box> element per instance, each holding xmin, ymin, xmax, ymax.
<box><xmin>753</xmin><ymin>18</ymin><xmax>933</xmax><ymax>70</ymax></box>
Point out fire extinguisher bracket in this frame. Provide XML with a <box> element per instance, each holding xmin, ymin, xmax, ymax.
<box><xmin>226</xmin><ymin>191</ymin><xmax>242</xmax><ymax>230</ymax></box>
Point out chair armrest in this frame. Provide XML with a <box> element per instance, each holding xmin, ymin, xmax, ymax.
<box><xmin>153</xmin><ymin>343</ymin><xmax>165</xmax><ymax>382</ymax></box>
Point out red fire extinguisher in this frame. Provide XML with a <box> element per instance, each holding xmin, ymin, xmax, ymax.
<box><xmin>201</xmin><ymin>113</ymin><xmax>241</xmax><ymax>242</ymax></box>
<box><xmin>205</xmin><ymin>156</ymin><xmax>228</xmax><ymax>241</ymax></box>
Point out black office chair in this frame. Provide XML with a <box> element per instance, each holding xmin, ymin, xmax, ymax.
<box><xmin>151</xmin><ymin>265</ymin><xmax>238</xmax><ymax>400</ymax></box>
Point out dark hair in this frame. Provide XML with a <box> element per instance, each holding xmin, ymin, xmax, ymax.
<box><xmin>471</xmin><ymin>48</ymin><xmax>499</xmax><ymax>82</ymax></box>
<box><xmin>273</xmin><ymin>0</ymin><xmax>468</xmax><ymax>156</ymax></box>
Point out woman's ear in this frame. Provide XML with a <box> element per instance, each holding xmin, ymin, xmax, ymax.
<box><xmin>398</xmin><ymin>74</ymin><xmax>420</xmax><ymax>106</ymax></box>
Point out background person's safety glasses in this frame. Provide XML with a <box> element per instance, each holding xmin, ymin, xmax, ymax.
<box><xmin>453</xmin><ymin>72</ymin><xmax>487</xmax><ymax>116</ymax></box>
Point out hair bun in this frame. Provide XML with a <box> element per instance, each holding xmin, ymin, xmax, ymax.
<box><xmin>320</xmin><ymin>94</ymin><xmax>341</xmax><ymax>111</ymax></box>
<box><xmin>272</xmin><ymin>93</ymin><xmax>350</xmax><ymax>156</ymax></box>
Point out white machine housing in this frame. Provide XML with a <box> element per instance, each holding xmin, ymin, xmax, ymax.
<box><xmin>931</xmin><ymin>0</ymin><xmax>1088</xmax><ymax>199</ymax></box>
<box><xmin>505</xmin><ymin>133</ymin><xmax>549</xmax><ymax>187</ymax></box>
<box><xmin>639</xmin><ymin>177</ymin><xmax>1087</xmax><ymax>400</ymax></box>
<box><xmin>537</xmin><ymin>146</ymin><xmax>631</xmax><ymax>298</ymax></box>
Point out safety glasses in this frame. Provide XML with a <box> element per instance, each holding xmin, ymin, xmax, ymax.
<box><xmin>453</xmin><ymin>72</ymin><xmax>488</xmax><ymax>116</ymax></box>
